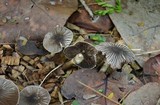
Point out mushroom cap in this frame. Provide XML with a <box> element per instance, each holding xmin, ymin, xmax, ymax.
<box><xmin>96</xmin><ymin>42</ymin><xmax>135</xmax><ymax>69</ymax></box>
<box><xmin>64</xmin><ymin>42</ymin><xmax>98</xmax><ymax>68</ymax></box>
<box><xmin>0</xmin><ymin>78</ymin><xmax>19</xmax><ymax>105</ymax></box>
<box><xmin>19</xmin><ymin>86</ymin><xmax>51</xmax><ymax>105</ymax></box>
<box><xmin>43</xmin><ymin>26</ymin><xmax>73</xmax><ymax>54</ymax></box>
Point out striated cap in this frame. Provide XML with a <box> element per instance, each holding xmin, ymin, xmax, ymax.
<box><xmin>64</xmin><ymin>41</ymin><xmax>98</xmax><ymax>69</ymax></box>
<box><xmin>19</xmin><ymin>85</ymin><xmax>51</xmax><ymax>105</ymax></box>
<box><xmin>43</xmin><ymin>26</ymin><xmax>73</xmax><ymax>55</ymax></box>
<box><xmin>0</xmin><ymin>78</ymin><xmax>19</xmax><ymax>105</ymax></box>
<box><xmin>96</xmin><ymin>42</ymin><xmax>135</xmax><ymax>69</ymax></box>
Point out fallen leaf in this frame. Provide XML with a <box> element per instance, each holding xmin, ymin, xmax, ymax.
<box><xmin>143</xmin><ymin>54</ymin><xmax>160</xmax><ymax>83</ymax></box>
<box><xmin>16</xmin><ymin>36</ymin><xmax>48</xmax><ymax>55</ymax></box>
<box><xmin>0</xmin><ymin>0</ymin><xmax>78</xmax><ymax>43</ymax></box>
<box><xmin>123</xmin><ymin>82</ymin><xmax>160</xmax><ymax>105</ymax></box>
<box><xmin>109</xmin><ymin>0</ymin><xmax>160</xmax><ymax>66</ymax></box>
<box><xmin>68</xmin><ymin>5</ymin><xmax>113</xmax><ymax>33</ymax></box>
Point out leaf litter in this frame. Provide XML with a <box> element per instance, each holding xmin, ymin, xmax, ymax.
<box><xmin>0</xmin><ymin>0</ymin><xmax>160</xmax><ymax>105</ymax></box>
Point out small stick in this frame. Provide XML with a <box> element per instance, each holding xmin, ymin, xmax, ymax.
<box><xmin>135</xmin><ymin>49</ymin><xmax>160</xmax><ymax>56</ymax></box>
<box><xmin>39</xmin><ymin>64</ymin><xmax>62</xmax><ymax>86</ymax></box>
<box><xmin>77</xmin><ymin>80</ymin><xmax>121</xmax><ymax>105</ymax></box>
<box><xmin>79</xmin><ymin>0</ymin><xmax>94</xmax><ymax>19</ymax></box>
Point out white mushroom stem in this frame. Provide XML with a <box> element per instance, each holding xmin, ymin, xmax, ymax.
<box><xmin>99</xmin><ymin>61</ymin><xmax>110</xmax><ymax>72</ymax></box>
<box><xmin>62</xmin><ymin>53</ymin><xmax>84</xmax><ymax>70</ymax></box>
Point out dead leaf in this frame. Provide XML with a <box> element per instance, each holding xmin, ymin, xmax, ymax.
<box><xmin>68</xmin><ymin>5</ymin><xmax>113</xmax><ymax>33</ymax></box>
<box><xmin>109</xmin><ymin>0</ymin><xmax>160</xmax><ymax>66</ymax></box>
<box><xmin>123</xmin><ymin>82</ymin><xmax>160</xmax><ymax>105</ymax></box>
<box><xmin>16</xmin><ymin>37</ymin><xmax>48</xmax><ymax>55</ymax></box>
<box><xmin>61</xmin><ymin>68</ymin><xmax>143</xmax><ymax>105</ymax></box>
<box><xmin>0</xmin><ymin>0</ymin><xmax>78</xmax><ymax>43</ymax></box>
<box><xmin>143</xmin><ymin>54</ymin><xmax>160</xmax><ymax>83</ymax></box>
<box><xmin>61</xmin><ymin>69</ymin><xmax>108</xmax><ymax>105</ymax></box>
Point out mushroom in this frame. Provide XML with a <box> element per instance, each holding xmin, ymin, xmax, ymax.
<box><xmin>63</xmin><ymin>41</ymin><xmax>98</xmax><ymax>70</ymax></box>
<box><xmin>19</xmin><ymin>85</ymin><xmax>51</xmax><ymax>105</ymax></box>
<box><xmin>43</xmin><ymin>26</ymin><xmax>73</xmax><ymax>55</ymax></box>
<box><xmin>0</xmin><ymin>78</ymin><xmax>19</xmax><ymax>105</ymax></box>
<box><xmin>96</xmin><ymin>42</ymin><xmax>135</xmax><ymax>72</ymax></box>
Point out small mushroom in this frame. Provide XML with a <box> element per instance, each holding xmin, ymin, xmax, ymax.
<box><xmin>19</xmin><ymin>85</ymin><xmax>51</xmax><ymax>105</ymax></box>
<box><xmin>96</xmin><ymin>42</ymin><xmax>135</xmax><ymax>72</ymax></box>
<box><xmin>63</xmin><ymin>41</ymin><xmax>98</xmax><ymax>70</ymax></box>
<box><xmin>0</xmin><ymin>78</ymin><xmax>19</xmax><ymax>105</ymax></box>
<box><xmin>43</xmin><ymin>26</ymin><xmax>73</xmax><ymax>55</ymax></box>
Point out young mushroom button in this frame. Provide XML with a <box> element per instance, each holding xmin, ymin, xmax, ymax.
<box><xmin>19</xmin><ymin>86</ymin><xmax>51</xmax><ymax>105</ymax></box>
<box><xmin>96</xmin><ymin>42</ymin><xmax>135</xmax><ymax>72</ymax></box>
<box><xmin>63</xmin><ymin>42</ymin><xmax>98</xmax><ymax>69</ymax></box>
<box><xmin>0</xmin><ymin>78</ymin><xmax>20</xmax><ymax>105</ymax></box>
<box><xmin>43</xmin><ymin>26</ymin><xmax>73</xmax><ymax>55</ymax></box>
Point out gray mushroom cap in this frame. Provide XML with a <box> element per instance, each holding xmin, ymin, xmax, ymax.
<box><xmin>0</xmin><ymin>78</ymin><xmax>19</xmax><ymax>105</ymax></box>
<box><xmin>19</xmin><ymin>86</ymin><xmax>51</xmax><ymax>105</ymax></box>
<box><xmin>96</xmin><ymin>42</ymin><xmax>135</xmax><ymax>69</ymax></box>
<box><xmin>43</xmin><ymin>26</ymin><xmax>73</xmax><ymax>55</ymax></box>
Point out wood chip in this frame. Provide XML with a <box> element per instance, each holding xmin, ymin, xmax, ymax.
<box><xmin>22</xmin><ymin>56</ymin><xmax>31</xmax><ymax>61</ymax></box>
<box><xmin>12</xmin><ymin>69</ymin><xmax>20</xmax><ymax>78</ymax></box>
<box><xmin>37</xmin><ymin>63</ymin><xmax>43</xmax><ymax>69</ymax></box>
<box><xmin>3</xmin><ymin>45</ymin><xmax>12</xmax><ymax>49</ymax></box>
<box><xmin>29</xmin><ymin>59</ymin><xmax>35</xmax><ymax>65</ymax></box>
<box><xmin>1</xmin><ymin>56</ymin><xmax>20</xmax><ymax>65</ymax></box>
<box><xmin>51</xmin><ymin>86</ymin><xmax>59</xmax><ymax>98</ymax></box>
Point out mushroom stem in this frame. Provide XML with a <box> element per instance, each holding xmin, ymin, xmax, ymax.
<box><xmin>99</xmin><ymin>61</ymin><xmax>110</xmax><ymax>72</ymax></box>
<box><xmin>62</xmin><ymin>53</ymin><xmax>84</xmax><ymax>70</ymax></box>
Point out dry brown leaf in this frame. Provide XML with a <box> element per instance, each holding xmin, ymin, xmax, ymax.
<box><xmin>124</xmin><ymin>82</ymin><xmax>160</xmax><ymax>105</ymax></box>
<box><xmin>0</xmin><ymin>0</ymin><xmax>78</xmax><ymax>43</ymax></box>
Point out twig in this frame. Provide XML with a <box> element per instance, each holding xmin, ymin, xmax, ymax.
<box><xmin>135</xmin><ymin>49</ymin><xmax>160</xmax><ymax>56</ymax></box>
<box><xmin>39</xmin><ymin>64</ymin><xmax>62</xmax><ymax>86</ymax></box>
<box><xmin>77</xmin><ymin>80</ymin><xmax>121</xmax><ymax>105</ymax></box>
<box><xmin>119</xmin><ymin>89</ymin><xmax>132</xmax><ymax>103</ymax></box>
<box><xmin>79</xmin><ymin>0</ymin><xmax>94</xmax><ymax>19</ymax></box>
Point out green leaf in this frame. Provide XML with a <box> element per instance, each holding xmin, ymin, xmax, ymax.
<box><xmin>98</xmin><ymin>89</ymin><xmax>104</xmax><ymax>93</ymax></box>
<box><xmin>116</xmin><ymin>0</ymin><xmax>121</xmax><ymax>5</ymax></box>
<box><xmin>72</xmin><ymin>100</ymin><xmax>80</xmax><ymax>105</ymax></box>
<box><xmin>97</xmin><ymin>1</ymin><xmax>107</xmax><ymax>6</ymax></box>
<box><xmin>101</xmin><ymin>3</ymin><xmax>115</xmax><ymax>8</ymax></box>
<box><xmin>95</xmin><ymin>0</ymin><xmax>103</xmax><ymax>3</ymax></box>
<box><xmin>115</xmin><ymin>5</ymin><xmax>122</xmax><ymax>13</ymax></box>
<box><xmin>89</xmin><ymin>34</ymin><xmax>106</xmax><ymax>43</ymax></box>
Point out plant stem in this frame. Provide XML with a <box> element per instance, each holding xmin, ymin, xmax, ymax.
<box><xmin>39</xmin><ymin>64</ymin><xmax>62</xmax><ymax>87</ymax></box>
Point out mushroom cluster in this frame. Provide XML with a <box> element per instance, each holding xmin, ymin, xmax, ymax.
<box><xmin>96</xmin><ymin>42</ymin><xmax>135</xmax><ymax>72</ymax></box>
<box><xmin>43</xmin><ymin>26</ymin><xmax>73</xmax><ymax>55</ymax></box>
